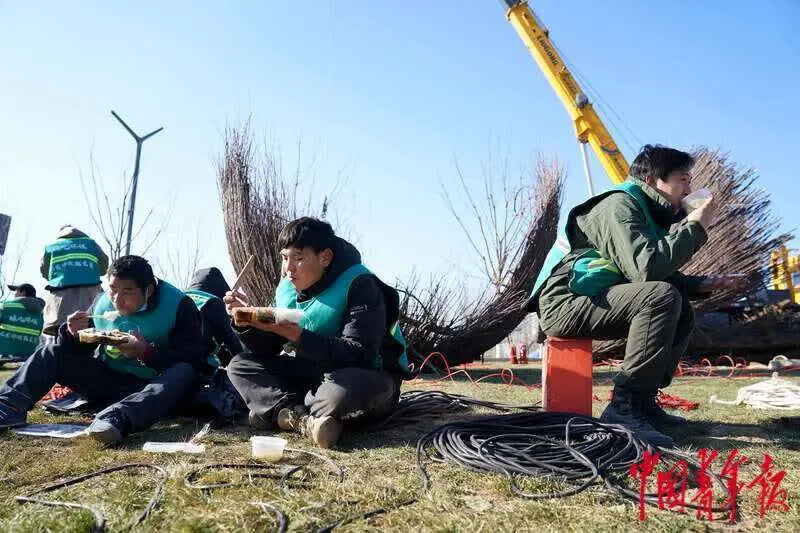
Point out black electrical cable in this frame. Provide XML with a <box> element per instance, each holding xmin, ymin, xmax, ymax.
<box><xmin>416</xmin><ymin>411</ymin><xmax>732</xmax><ymax>517</ymax></box>
<box><xmin>374</xmin><ymin>390</ymin><xmax>539</xmax><ymax>429</ymax></box>
<box><xmin>14</xmin><ymin>463</ymin><xmax>168</xmax><ymax>533</ymax></box>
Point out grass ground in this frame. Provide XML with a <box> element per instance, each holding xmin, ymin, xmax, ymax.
<box><xmin>1</xmin><ymin>362</ymin><xmax>799</xmax><ymax>532</ymax></box>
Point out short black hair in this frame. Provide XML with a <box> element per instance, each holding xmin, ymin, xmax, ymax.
<box><xmin>630</xmin><ymin>144</ymin><xmax>694</xmax><ymax>182</ymax></box>
<box><xmin>278</xmin><ymin>217</ymin><xmax>335</xmax><ymax>253</ymax></box>
<box><xmin>107</xmin><ymin>255</ymin><xmax>155</xmax><ymax>289</ymax></box>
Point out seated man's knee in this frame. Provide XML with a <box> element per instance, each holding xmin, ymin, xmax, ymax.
<box><xmin>167</xmin><ymin>362</ymin><xmax>196</xmax><ymax>381</ymax></box>
<box><xmin>647</xmin><ymin>281</ymin><xmax>682</xmax><ymax>311</ymax></box>
<box><xmin>226</xmin><ymin>351</ymin><xmax>256</xmax><ymax>375</ymax></box>
<box><xmin>307</xmin><ymin>380</ymin><xmax>351</xmax><ymax>418</ymax></box>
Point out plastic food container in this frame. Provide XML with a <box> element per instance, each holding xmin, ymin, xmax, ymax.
<box><xmin>681</xmin><ymin>187</ymin><xmax>712</xmax><ymax>212</ymax></box>
<box><xmin>250</xmin><ymin>436</ymin><xmax>287</xmax><ymax>461</ymax></box>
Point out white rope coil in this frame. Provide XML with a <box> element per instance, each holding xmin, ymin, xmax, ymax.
<box><xmin>710</xmin><ymin>372</ymin><xmax>800</xmax><ymax>410</ymax></box>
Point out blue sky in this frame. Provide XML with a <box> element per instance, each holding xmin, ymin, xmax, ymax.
<box><xmin>1</xmin><ymin>1</ymin><xmax>798</xmax><ymax>298</ymax></box>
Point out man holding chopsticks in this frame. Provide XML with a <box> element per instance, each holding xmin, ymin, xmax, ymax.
<box><xmin>0</xmin><ymin>255</ymin><xmax>205</xmax><ymax>446</ymax></box>
<box><xmin>225</xmin><ymin>217</ymin><xmax>411</xmax><ymax>449</ymax></box>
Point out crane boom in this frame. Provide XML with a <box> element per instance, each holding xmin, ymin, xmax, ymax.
<box><xmin>500</xmin><ymin>0</ymin><xmax>629</xmax><ymax>185</ymax></box>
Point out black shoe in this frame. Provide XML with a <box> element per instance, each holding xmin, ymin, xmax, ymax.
<box><xmin>248</xmin><ymin>410</ymin><xmax>274</xmax><ymax>430</ymax></box>
<box><xmin>600</xmin><ymin>386</ymin><xmax>674</xmax><ymax>448</ymax></box>
<box><xmin>0</xmin><ymin>400</ymin><xmax>27</xmax><ymax>430</ymax></box>
<box><xmin>639</xmin><ymin>391</ymin><xmax>687</xmax><ymax>428</ymax></box>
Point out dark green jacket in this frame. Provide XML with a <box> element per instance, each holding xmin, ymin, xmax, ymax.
<box><xmin>537</xmin><ymin>178</ymin><xmax>709</xmax><ymax>319</ymax></box>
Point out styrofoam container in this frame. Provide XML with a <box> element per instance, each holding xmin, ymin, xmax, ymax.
<box><xmin>273</xmin><ymin>308</ymin><xmax>305</xmax><ymax>324</ymax></box>
<box><xmin>681</xmin><ymin>187</ymin><xmax>713</xmax><ymax>212</ymax></box>
<box><xmin>250</xmin><ymin>436</ymin><xmax>287</xmax><ymax>461</ymax></box>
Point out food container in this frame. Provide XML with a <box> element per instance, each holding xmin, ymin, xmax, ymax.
<box><xmin>681</xmin><ymin>187</ymin><xmax>713</xmax><ymax>212</ymax></box>
<box><xmin>250</xmin><ymin>435</ymin><xmax>287</xmax><ymax>461</ymax></box>
<box><xmin>233</xmin><ymin>307</ymin><xmax>304</xmax><ymax>326</ymax></box>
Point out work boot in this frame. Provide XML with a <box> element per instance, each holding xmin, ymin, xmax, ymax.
<box><xmin>277</xmin><ymin>406</ymin><xmax>342</xmax><ymax>449</ymax></box>
<box><xmin>600</xmin><ymin>386</ymin><xmax>674</xmax><ymax>448</ymax></box>
<box><xmin>87</xmin><ymin>411</ymin><xmax>130</xmax><ymax>447</ymax></box>
<box><xmin>248</xmin><ymin>410</ymin><xmax>274</xmax><ymax>431</ymax></box>
<box><xmin>0</xmin><ymin>400</ymin><xmax>27</xmax><ymax>430</ymax></box>
<box><xmin>277</xmin><ymin>405</ymin><xmax>309</xmax><ymax>431</ymax></box>
<box><xmin>639</xmin><ymin>391</ymin><xmax>687</xmax><ymax>428</ymax></box>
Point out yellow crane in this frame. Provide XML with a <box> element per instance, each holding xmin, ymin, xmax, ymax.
<box><xmin>499</xmin><ymin>0</ymin><xmax>800</xmax><ymax>304</ymax></box>
<box><xmin>498</xmin><ymin>0</ymin><xmax>627</xmax><ymax>195</ymax></box>
<box><xmin>770</xmin><ymin>245</ymin><xmax>800</xmax><ymax>303</ymax></box>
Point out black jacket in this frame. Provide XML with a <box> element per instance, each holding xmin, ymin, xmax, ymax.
<box><xmin>239</xmin><ymin>237</ymin><xmax>406</xmax><ymax>375</ymax></box>
<box><xmin>60</xmin><ymin>279</ymin><xmax>205</xmax><ymax>373</ymax></box>
<box><xmin>187</xmin><ymin>267</ymin><xmax>244</xmax><ymax>365</ymax></box>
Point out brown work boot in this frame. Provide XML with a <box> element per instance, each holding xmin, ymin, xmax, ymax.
<box><xmin>277</xmin><ymin>405</ymin><xmax>308</xmax><ymax>431</ymax></box>
<box><xmin>278</xmin><ymin>406</ymin><xmax>342</xmax><ymax>449</ymax></box>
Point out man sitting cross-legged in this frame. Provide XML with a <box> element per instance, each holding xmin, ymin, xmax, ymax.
<box><xmin>225</xmin><ymin>217</ymin><xmax>411</xmax><ymax>449</ymax></box>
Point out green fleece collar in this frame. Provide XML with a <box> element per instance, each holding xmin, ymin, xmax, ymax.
<box><xmin>629</xmin><ymin>177</ymin><xmax>686</xmax><ymax>226</ymax></box>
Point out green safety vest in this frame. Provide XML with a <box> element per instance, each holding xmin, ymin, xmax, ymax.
<box><xmin>529</xmin><ymin>180</ymin><xmax>667</xmax><ymax>301</ymax></box>
<box><xmin>0</xmin><ymin>299</ymin><xmax>44</xmax><ymax>358</ymax></box>
<box><xmin>185</xmin><ymin>288</ymin><xmax>224</xmax><ymax>368</ymax></box>
<box><xmin>45</xmin><ymin>237</ymin><xmax>104</xmax><ymax>288</ymax></box>
<box><xmin>274</xmin><ymin>263</ymin><xmax>410</xmax><ymax>374</ymax></box>
<box><xmin>93</xmin><ymin>280</ymin><xmax>185</xmax><ymax>379</ymax></box>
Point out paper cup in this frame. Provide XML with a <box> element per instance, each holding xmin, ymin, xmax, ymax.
<box><xmin>250</xmin><ymin>436</ymin><xmax>287</xmax><ymax>461</ymax></box>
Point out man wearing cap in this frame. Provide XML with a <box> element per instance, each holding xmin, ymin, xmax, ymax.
<box><xmin>0</xmin><ymin>283</ymin><xmax>45</xmax><ymax>363</ymax></box>
<box><xmin>40</xmin><ymin>225</ymin><xmax>108</xmax><ymax>336</ymax></box>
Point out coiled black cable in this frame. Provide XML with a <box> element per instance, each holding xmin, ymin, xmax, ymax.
<box><xmin>375</xmin><ymin>390</ymin><xmax>539</xmax><ymax>429</ymax></box>
<box><xmin>417</xmin><ymin>411</ymin><xmax>732</xmax><ymax>517</ymax></box>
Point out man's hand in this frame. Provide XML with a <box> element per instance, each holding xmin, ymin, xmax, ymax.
<box><xmin>686</xmin><ymin>197</ymin><xmax>717</xmax><ymax>229</ymax></box>
<box><xmin>698</xmin><ymin>274</ymin><xmax>750</xmax><ymax>294</ymax></box>
<box><xmin>116</xmin><ymin>331</ymin><xmax>149</xmax><ymax>359</ymax></box>
<box><xmin>711</xmin><ymin>274</ymin><xmax>750</xmax><ymax>291</ymax></box>
<box><xmin>67</xmin><ymin>311</ymin><xmax>90</xmax><ymax>337</ymax></box>
<box><xmin>248</xmin><ymin>320</ymin><xmax>302</xmax><ymax>342</ymax></box>
<box><xmin>223</xmin><ymin>290</ymin><xmax>249</xmax><ymax>317</ymax></box>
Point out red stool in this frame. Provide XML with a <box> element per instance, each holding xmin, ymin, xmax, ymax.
<box><xmin>542</xmin><ymin>337</ymin><xmax>593</xmax><ymax>416</ymax></box>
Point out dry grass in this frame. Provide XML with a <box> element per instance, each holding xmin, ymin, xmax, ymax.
<box><xmin>1</xmin><ymin>364</ymin><xmax>799</xmax><ymax>532</ymax></box>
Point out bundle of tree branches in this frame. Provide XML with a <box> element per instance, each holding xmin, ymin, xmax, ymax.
<box><xmin>217</xmin><ymin>120</ymin><xmax>332</xmax><ymax>303</ymax></box>
<box><xmin>681</xmin><ymin>147</ymin><xmax>791</xmax><ymax>312</ymax></box>
<box><xmin>398</xmin><ymin>159</ymin><xmax>563</xmax><ymax>366</ymax></box>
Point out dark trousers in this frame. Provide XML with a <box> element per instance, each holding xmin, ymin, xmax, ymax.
<box><xmin>227</xmin><ymin>352</ymin><xmax>400</xmax><ymax>425</ymax></box>
<box><xmin>539</xmin><ymin>281</ymin><xmax>694</xmax><ymax>393</ymax></box>
<box><xmin>0</xmin><ymin>341</ymin><xmax>197</xmax><ymax>432</ymax></box>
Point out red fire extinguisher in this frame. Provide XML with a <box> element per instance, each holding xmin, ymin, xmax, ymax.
<box><xmin>509</xmin><ymin>343</ymin><xmax>518</xmax><ymax>365</ymax></box>
<box><xmin>519</xmin><ymin>343</ymin><xmax>528</xmax><ymax>364</ymax></box>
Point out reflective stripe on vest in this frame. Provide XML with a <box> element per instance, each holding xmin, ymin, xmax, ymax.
<box><xmin>0</xmin><ymin>299</ymin><xmax>44</xmax><ymax>357</ymax></box>
<box><xmin>45</xmin><ymin>237</ymin><xmax>103</xmax><ymax>287</ymax></box>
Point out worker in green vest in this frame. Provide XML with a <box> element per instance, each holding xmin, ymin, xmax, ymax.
<box><xmin>186</xmin><ymin>267</ymin><xmax>244</xmax><ymax>368</ymax></box>
<box><xmin>0</xmin><ymin>255</ymin><xmax>205</xmax><ymax>443</ymax></box>
<box><xmin>526</xmin><ymin>144</ymin><xmax>742</xmax><ymax>448</ymax></box>
<box><xmin>0</xmin><ymin>283</ymin><xmax>45</xmax><ymax>363</ymax></box>
<box><xmin>40</xmin><ymin>225</ymin><xmax>108</xmax><ymax>336</ymax></box>
<box><xmin>225</xmin><ymin>217</ymin><xmax>410</xmax><ymax>449</ymax></box>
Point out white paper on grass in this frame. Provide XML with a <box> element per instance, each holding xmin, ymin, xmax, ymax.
<box><xmin>13</xmin><ymin>424</ymin><xmax>89</xmax><ymax>439</ymax></box>
<box><xmin>142</xmin><ymin>442</ymin><xmax>206</xmax><ymax>454</ymax></box>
